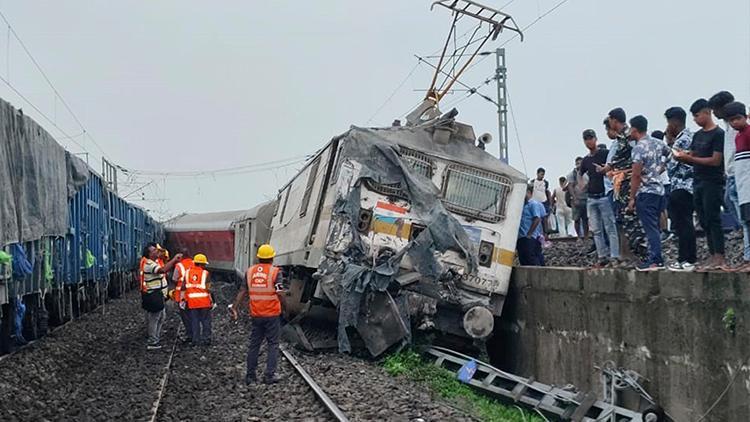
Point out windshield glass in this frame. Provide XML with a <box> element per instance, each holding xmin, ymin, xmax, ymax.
<box><xmin>442</xmin><ymin>165</ymin><xmax>511</xmax><ymax>222</ymax></box>
<box><xmin>401</xmin><ymin>148</ymin><xmax>433</xmax><ymax>178</ymax></box>
<box><xmin>365</xmin><ymin>147</ymin><xmax>434</xmax><ymax>197</ymax></box>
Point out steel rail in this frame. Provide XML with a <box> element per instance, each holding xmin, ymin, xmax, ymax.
<box><xmin>148</xmin><ymin>327</ymin><xmax>181</xmax><ymax>422</ymax></box>
<box><xmin>281</xmin><ymin>348</ymin><xmax>350</xmax><ymax>422</ymax></box>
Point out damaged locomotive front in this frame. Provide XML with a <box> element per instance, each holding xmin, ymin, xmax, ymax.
<box><xmin>269</xmin><ymin>113</ymin><xmax>526</xmax><ymax>356</ymax></box>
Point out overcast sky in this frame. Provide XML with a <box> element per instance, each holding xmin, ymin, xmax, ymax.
<box><xmin>2</xmin><ymin>1</ymin><xmax>749</xmax><ymax>219</ymax></box>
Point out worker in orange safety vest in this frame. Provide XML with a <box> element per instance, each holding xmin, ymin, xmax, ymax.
<box><xmin>183</xmin><ymin>253</ymin><xmax>213</xmax><ymax>346</ymax></box>
<box><xmin>172</xmin><ymin>248</ymin><xmax>194</xmax><ymax>343</ymax></box>
<box><xmin>230</xmin><ymin>244</ymin><xmax>285</xmax><ymax>385</ymax></box>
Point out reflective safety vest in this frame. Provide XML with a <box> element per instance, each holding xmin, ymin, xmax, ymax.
<box><xmin>173</xmin><ymin>258</ymin><xmax>194</xmax><ymax>302</ymax></box>
<box><xmin>184</xmin><ymin>266</ymin><xmax>211</xmax><ymax>309</ymax></box>
<box><xmin>139</xmin><ymin>257</ymin><xmax>147</xmax><ymax>292</ymax></box>
<box><xmin>246</xmin><ymin>264</ymin><xmax>281</xmax><ymax>318</ymax></box>
<box><xmin>141</xmin><ymin>258</ymin><xmax>167</xmax><ymax>293</ymax></box>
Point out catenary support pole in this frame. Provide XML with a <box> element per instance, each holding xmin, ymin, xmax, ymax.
<box><xmin>494</xmin><ymin>48</ymin><xmax>509</xmax><ymax>163</ymax></box>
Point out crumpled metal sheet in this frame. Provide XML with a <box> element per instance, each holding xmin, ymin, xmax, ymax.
<box><xmin>0</xmin><ymin>99</ymin><xmax>89</xmax><ymax>246</ymax></box>
<box><xmin>319</xmin><ymin>119</ymin><xmax>483</xmax><ymax>353</ymax></box>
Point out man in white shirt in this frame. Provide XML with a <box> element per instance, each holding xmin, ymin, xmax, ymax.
<box><xmin>530</xmin><ymin>167</ymin><xmax>551</xmax><ymax>239</ymax></box>
<box><xmin>709</xmin><ymin>91</ymin><xmax>750</xmax><ymax>268</ymax></box>
<box><xmin>553</xmin><ymin>176</ymin><xmax>573</xmax><ymax>236</ymax></box>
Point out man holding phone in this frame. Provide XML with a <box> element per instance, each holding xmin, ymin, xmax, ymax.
<box><xmin>673</xmin><ymin>99</ymin><xmax>727</xmax><ymax>271</ymax></box>
<box><xmin>663</xmin><ymin>107</ymin><xmax>696</xmax><ymax>271</ymax></box>
<box><xmin>580</xmin><ymin>129</ymin><xmax>620</xmax><ymax>267</ymax></box>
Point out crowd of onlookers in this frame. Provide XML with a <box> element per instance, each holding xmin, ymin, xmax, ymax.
<box><xmin>517</xmin><ymin>91</ymin><xmax>750</xmax><ymax>272</ymax></box>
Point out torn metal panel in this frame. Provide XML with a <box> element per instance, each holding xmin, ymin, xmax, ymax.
<box><xmin>355</xmin><ymin>290</ymin><xmax>410</xmax><ymax>357</ymax></box>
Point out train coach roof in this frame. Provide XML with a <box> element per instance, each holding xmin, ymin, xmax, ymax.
<box><xmin>232</xmin><ymin>200</ymin><xmax>276</xmax><ymax>223</ymax></box>
<box><xmin>349</xmin><ymin>123</ymin><xmax>527</xmax><ymax>183</ymax></box>
<box><xmin>164</xmin><ymin>209</ymin><xmax>251</xmax><ymax>232</ymax></box>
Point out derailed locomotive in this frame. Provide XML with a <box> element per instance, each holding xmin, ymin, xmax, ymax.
<box><xmin>269</xmin><ymin>112</ymin><xmax>526</xmax><ymax>356</ymax></box>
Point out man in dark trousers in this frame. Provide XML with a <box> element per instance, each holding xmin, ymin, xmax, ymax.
<box><xmin>230</xmin><ymin>244</ymin><xmax>285</xmax><ymax>385</ymax></box>
<box><xmin>663</xmin><ymin>107</ymin><xmax>697</xmax><ymax>272</ymax></box>
<box><xmin>674</xmin><ymin>98</ymin><xmax>727</xmax><ymax>271</ymax></box>
<box><xmin>725</xmin><ymin>101</ymin><xmax>750</xmax><ymax>272</ymax></box>
<box><xmin>516</xmin><ymin>185</ymin><xmax>546</xmax><ymax>266</ymax></box>
<box><xmin>598</xmin><ymin>108</ymin><xmax>647</xmax><ymax>262</ymax></box>
<box><xmin>626</xmin><ymin>116</ymin><xmax>671</xmax><ymax>271</ymax></box>
<box><xmin>172</xmin><ymin>248</ymin><xmax>194</xmax><ymax>343</ymax></box>
<box><xmin>183</xmin><ymin>254</ymin><xmax>213</xmax><ymax>346</ymax></box>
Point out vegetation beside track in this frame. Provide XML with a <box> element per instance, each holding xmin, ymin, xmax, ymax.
<box><xmin>383</xmin><ymin>350</ymin><xmax>544</xmax><ymax>422</ymax></box>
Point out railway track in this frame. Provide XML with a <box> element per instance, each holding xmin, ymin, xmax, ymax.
<box><xmin>0</xmin><ymin>284</ymin><xmax>472</xmax><ymax>421</ymax></box>
<box><xmin>282</xmin><ymin>348</ymin><xmax>350</xmax><ymax>422</ymax></box>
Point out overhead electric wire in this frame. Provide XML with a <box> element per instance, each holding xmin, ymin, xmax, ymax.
<box><xmin>436</xmin><ymin>23</ymin><xmax>483</xmax><ymax>94</ymax></box>
<box><xmin>0</xmin><ymin>72</ymin><xmax>87</xmax><ymax>152</ymax></box>
<box><xmin>459</xmin><ymin>0</ymin><xmax>572</xmax><ymax>76</ymax></box>
<box><xmin>125</xmin><ymin>155</ymin><xmax>309</xmax><ymax>178</ymax></box>
<box><xmin>56</xmin><ymin>131</ymin><xmax>86</xmax><ymax>140</ymax></box>
<box><xmin>430</xmin><ymin>0</ymin><xmax>570</xmax><ymax>176</ymax></box>
<box><xmin>499</xmin><ymin>0</ymin><xmax>571</xmax><ymax>48</ymax></box>
<box><xmin>415</xmin><ymin>54</ymin><xmax>488</xmax><ymax>97</ymax></box>
<box><xmin>0</xmin><ymin>9</ymin><xmax>112</xmax><ymax>161</ymax></box>
<box><xmin>506</xmin><ymin>86</ymin><xmax>528</xmax><ymax>175</ymax></box>
<box><xmin>367</xmin><ymin>0</ymin><xmax>518</xmax><ymax>125</ymax></box>
<box><xmin>122</xmin><ymin>180</ymin><xmax>156</xmax><ymax>199</ymax></box>
<box><xmin>365</xmin><ymin>60</ymin><xmax>422</xmax><ymax>125</ymax></box>
<box><xmin>440</xmin><ymin>75</ymin><xmax>494</xmax><ymax>110</ymax></box>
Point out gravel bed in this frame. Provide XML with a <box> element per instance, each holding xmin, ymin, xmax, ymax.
<box><xmin>156</xmin><ymin>283</ymin><xmax>330</xmax><ymax>422</ymax></box>
<box><xmin>0</xmin><ymin>283</ymin><xmax>477</xmax><ymax>422</ymax></box>
<box><xmin>293</xmin><ymin>351</ymin><xmax>474</xmax><ymax>422</ymax></box>
<box><xmin>0</xmin><ymin>292</ymin><xmax>178</xmax><ymax>421</ymax></box>
<box><xmin>544</xmin><ymin>229</ymin><xmax>746</xmax><ymax>268</ymax></box>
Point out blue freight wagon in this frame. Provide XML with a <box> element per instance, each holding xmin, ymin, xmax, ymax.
<box><xmin>0</xmin><ymin>99</ymin><xmax>162</xmax><ymax>354</ymax></box>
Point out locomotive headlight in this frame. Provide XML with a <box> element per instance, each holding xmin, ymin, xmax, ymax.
<box><xmin>357</xmin><ymin>208</ymin><xmax>373</xmax><ymax>233</ymax></box>
<box><xmin>478</xmin><ymin>240</ymin><xmax>494</xmax><ymax>267</ymax></box>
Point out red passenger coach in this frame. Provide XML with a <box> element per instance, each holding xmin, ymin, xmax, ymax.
<box><xmin>164</xmin><ymin>210</ymin><xmax>250</xmax><ymax>274</ymax></box>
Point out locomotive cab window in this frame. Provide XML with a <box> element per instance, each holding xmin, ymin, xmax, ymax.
<box><xmin>364</xmin><ymin>147</ymin><xmax>434</xmax><ymax>198</ymax></box>
<box><xmin>299</xmin><ymin>156</ymin><xmax>321</xmax><ymax>217</ymax></box>
<box><xmin>400</xmin><ymin>147</ymin><xmax>433</xmax><ymax>179</ymax></box>
<box><xmin>441</xmin><ymin>164</ymin><xmax>512</xmax><ymax>223</ymax></box>
<box><xmin>278</xmin><ymin>188</ymin><xmax>290</xmax><ymax>224</ymax></box>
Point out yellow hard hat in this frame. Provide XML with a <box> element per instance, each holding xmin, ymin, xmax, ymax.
<box><xmin>193</xmin><ymin>253</ymin><xmax>209</xmax><ymax>265</ymax></box>
<box><xmin>257</xmin><ymin>244</ymin><xmax>275</xmax><ymax>259</ymax></box>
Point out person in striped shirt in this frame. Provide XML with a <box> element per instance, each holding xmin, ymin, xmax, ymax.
<box><xmin>726</xmin><ymin>101</ymin><xmax>750</xmax><ymax>272</ymax></box>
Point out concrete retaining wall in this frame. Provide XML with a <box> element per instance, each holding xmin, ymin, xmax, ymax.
<box><xmin>495</xmin><ymin>267</ymin><xmax>750</xmax><ymax>421</ymax></box>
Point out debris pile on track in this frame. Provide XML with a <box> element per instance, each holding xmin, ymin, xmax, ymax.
<box><xmin>544</xmin><ymin>230</ymin><xmax>746</xmax><ymax>268</ymax></box>
<box><xmin>0</xmin><ymin>282</ymin><xmax>474</xmax><ymax>421</ymax></box>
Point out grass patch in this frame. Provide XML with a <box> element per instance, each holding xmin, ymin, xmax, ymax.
<box><xmin>383</xmin><ymin>350</ymin><xmax>544</xmax><ymax>422</ymax></box>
